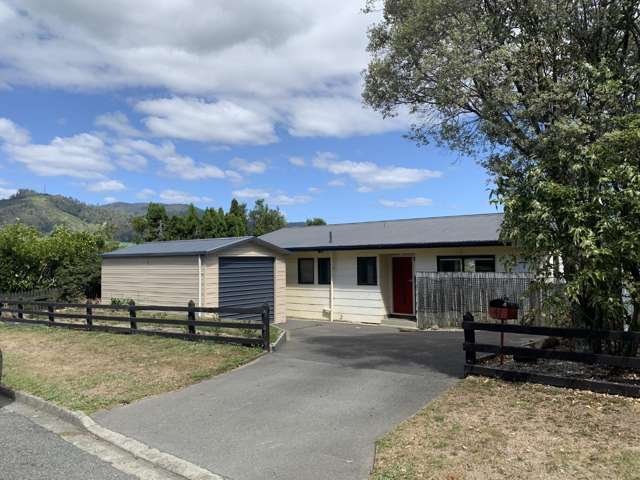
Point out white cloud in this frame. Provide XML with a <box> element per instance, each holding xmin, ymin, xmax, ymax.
<box><xmin>0</xmin><ymin>187</ymin><xmax>17</xmax><ymax>199</ymax></box>
<box><xmin>308</xmin><ymin>187</ymin><xmax>320</xmax><ymax>193</ymax></box>
<box><xmin>379</xmin><ymin>197</ymin><xmax>433</xmax><ymax>208</ymax></box>
<box><xmin>229</xmin><ymin>157</ymin><xmax>267</xmax><ymax>174</ymax></box>
<box><xmin>4</xmin><ymin>131</ymin><xmax>113</xmax><ymax>179</ymax></box>
<box><xmin>0</xmin><ymin>118</ymin><xmax>30</xmax><ymax>145</ymax></box>
<box><xmin>286</xmin><ymin>96</ymin><xmax>409</xmax><ymax>138</ymax></box>
<box><xmin>136</xmin><ymin>188</ymin><xmax>155</xmax><ymax>200</ymax></box>
<box><xmin>86</xmin><ymin>179</ymin><xmax>125</xmax><ymax>192</ymax></box>
<box><xmin>119</xmin><ymin>139</ymin><xmax>226</xmax><ymax>180</ymax></box>
<box><xmin>0</xmin><ymin>2</ymin><xmax>409</xmax><ymax>141</ymax></box>
<box><xmin>95</xmin><ymin>111</ymin><xmax>142</xmax><ymax>137</ymax></box>
<box><xmin>115</xmin><ymin>153</ymin><xmax>147</xmax><ymax>172</ymax></box>
<box><xmin>159</xmin><ymin>189</ymin><xmax>212</xmax><ymax>204</ymax></box>
<box><xmin>233</xmin><ymin>188</ymin><xmax>311</xmax><ymax>206</ymax></box>
<box><xmin>328</xmin><ymin>179</ymin><xmax>345</xmax><ymax>187</ymax></box>
<box><xmin>288</xmin><ymin>156</ymin><xmax>305</xmax><ymax>166</ymax></box>
<box><xmin>103</xmin><ymin>196</ymin><xmax>117</xmax><ymax>203</ymax></box>
<box><xmin>313</xmin><ymin>152</ymin><xmax>442</xmax><ymax>191</ymax></box>
<box><xmin>0</xmin><ymin>117</ymin><xmax>115</xmax><ymax>179</ymax></box>
<box><xmin>136</xmin><ymin>97</ymin><xmax>277</xmax><ymax>145</ymax></box>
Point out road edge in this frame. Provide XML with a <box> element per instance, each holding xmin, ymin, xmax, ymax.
<box><xmin>0</xmin><ymin>384</ymin><xmax>227</xmax><ymax>480</ymax></box>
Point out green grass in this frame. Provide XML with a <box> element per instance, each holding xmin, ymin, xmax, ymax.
<box><xmin>0</xmin><ymin>323</ymin><xmax>265</xmax><ymax>414</ymax></box>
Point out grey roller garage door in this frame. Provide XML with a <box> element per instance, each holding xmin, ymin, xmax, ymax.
<box><xmin>219</xmin><ymin>257</ymin><xmax>274</xmax><ymax>322</ymax></box>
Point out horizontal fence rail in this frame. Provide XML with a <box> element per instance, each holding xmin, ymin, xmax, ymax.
<box><xmin>462</xmin><ymin>313</ymin><xmax>640</xmax><ymax>397</ymax></box>
<box><xmin>415</xmin><ymin>272</ymin><xmax>559</xmax><ymax>328</ymax></box>
<box><xmin>0</xmin><ymin>299</ymin><xmax>271</xmax><ymax>350</ymax></box>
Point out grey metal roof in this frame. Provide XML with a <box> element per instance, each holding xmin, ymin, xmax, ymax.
<box><xmin>103</xmin><ymin>236</ymin><xmax>289</xmax><ymax>258</ymax></box>
<box><xmin>259</xmin><ymin>213</ymin><xmax>505</xmax><ymax>251</ymax></box>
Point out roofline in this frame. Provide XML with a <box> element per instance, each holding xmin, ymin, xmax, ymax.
<box><xmin>281</xmin><ymin>240</ymin><xmax>508</xmax><ymax>252</ymax></box>
<box><xmin>275</xmin><ymin>212</ymin><xmax>503</xmax><ymax>231</ymax></box>
<box><xmin>102</xmin><ymin>236</ymin><xmax>289</xmax><ymax>258</ymax></box>
<box><xmin>214</xmin><ymin>236</ymin><xmax>290</xmax><ymax>256</ymax></box>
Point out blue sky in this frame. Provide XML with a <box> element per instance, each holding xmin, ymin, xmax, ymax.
<box><xmin>0</xmin><ymin>1</ymin><xmax>496</xmax><ymax>224</ymax></box>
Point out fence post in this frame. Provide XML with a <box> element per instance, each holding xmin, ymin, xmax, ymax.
<box><xmin>17</xmin><ymin>302</ymin><xmax>23</xmax><ymax>320</ymax></box>
<box><xmin>128</xmin><ymin>299</ymin><xmax>137</xmax><ymax>331</ymax></box>
<box><xmin>462</xmin><ymin>312</ymin><xmax>476</xmax><ymax>374</ymax></box>
<box><xmin>262</xmin><ymin>304</ymin><xmax>271</xmax><ymax>352</ymax></box>
<box><xmin>187</xmin><ymin>300</ymin><xmax>196</xmax><ymax>335</ymax></box>
<box><xmin>86</xmin><ymin>302</ymin><xmax>93</xmax><ymax>329</ymax></box>
<box><xmin>47</xmin><ymin>303</ymin><xmax>55</xmax><ymax>324</ymax></box>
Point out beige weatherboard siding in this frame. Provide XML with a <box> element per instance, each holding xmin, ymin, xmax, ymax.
<box><xmin>102</xmin><ymin>255</ymin><xmax>200</xmax><ymax>306</ymax></box>
<box><xmin>101</xmin><ymin>237</ymin><xmax>288</xmax><ymax>323</ymax></box>
<box><xmin>285</xmin><ymin>246</ymin><xmax>521</xmax><ymax>324</ymax></box>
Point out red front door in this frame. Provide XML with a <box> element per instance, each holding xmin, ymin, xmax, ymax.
<box><xmin>392</xmin><ymin>257</ymin><xmax>414</xmax><ymax>315</ymax></box>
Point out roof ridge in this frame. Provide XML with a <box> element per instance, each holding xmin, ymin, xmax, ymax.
<box><xmin>278</xmin><ymin>212</ymin><xmax>503</xmax><ymax>231</ymax></box>
<box><xmin>126</xmin><ymin>236</ymin><xmax>252</xmax><ymax>245</ymax></box>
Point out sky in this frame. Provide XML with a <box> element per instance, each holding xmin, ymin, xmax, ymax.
<box><xmin>0</xmin><ymin>0</ymin><xmax>497</xmax><ymax>224</ymax></box>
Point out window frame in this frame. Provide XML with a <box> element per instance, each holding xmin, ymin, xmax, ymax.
<box><xmin>436</xmin><ymin>255</ymin><xmax>496</xmax><ymax>273</ymax></box>
<box><xmin>357</xmin><ymin>256</ymin><xmax>378</xmax><ymax>286</ymax></box>
<box><xmin>318</xmin><ymin>257</ymin><xmax>331</xmax><ymax>285</ymax></box>
<box><xmin>297</xmin><ymin>257</ymin><xmax>315</xmax><ymax>284</ymax></box>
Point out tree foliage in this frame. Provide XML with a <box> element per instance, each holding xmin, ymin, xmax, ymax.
<box><xmin>249</xmin><ymin>199</ymin><xmax>286</xmax><ymax>236</ymax></box>
<box><xmin>305</xmin><ymin>218</ymin><xmax>327</xmax><ymax>226</ymax></box>
<box><xmin>132</xmin><ymin>198</ymin><xmax>288</xmax><ymax>241</ymax></box>
<box><xmin>364</xmin><ymin>0</ymin><xmax>640</xmax><ymax>342</ymax></box>
<box><xmin>0</xmin><ymin>224</ymin><xmax>117</xmax><ymax>299</ymax></box>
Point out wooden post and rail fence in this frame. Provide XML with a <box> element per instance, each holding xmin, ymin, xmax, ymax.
<box><xmin>0</xmin><ymin>299</ymin><xmax>272</xmax><ymax>351</ymax></box>
<box><xmin>462</xmin><ymin>312</ymin><xmax>640</xmax><ymax>397</ymax></box>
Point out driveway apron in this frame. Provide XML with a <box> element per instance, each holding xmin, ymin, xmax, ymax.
<box><xmin>95</xmin><ymin>320</ymin><xmax>512</xmax><ymax>480</ymax></box>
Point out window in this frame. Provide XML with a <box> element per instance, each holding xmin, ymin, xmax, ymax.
<box><xmin>298</xmin><ymin>258</ymin><xmax>314</xmax><ymax>284</ymax></box>
<box><xmin>437</xmin><ymin>256</ymin><xmax>495</xmax><ymax>273</ymax></box>
<box><xmin>357</xmin><ymin>257</ymin><xmax>377</xmax><ymax>285</ymax></box>
<box><xmin>438</xmin><ymin>258</ymin><xmax>463</xmax><ymax>272</ymax></box>
<box><xmin>318</xmin><ymin>258</ymin><xmax>331</xmax><ymax>285</ymax></box>
<box><xmin>474</xmin><ymin>258</ymin><xmax>496</xmax><ymax>272</ymax></box>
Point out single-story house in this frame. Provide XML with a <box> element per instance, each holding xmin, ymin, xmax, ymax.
<box><xmin>102</xmin><ymin>212</ymin><xmax>522</xmax><ymax>325</ymax></box>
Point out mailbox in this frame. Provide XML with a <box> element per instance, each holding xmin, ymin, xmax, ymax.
<box><xmin>488</xmin><ymin>298</ymin><xmax>519</xmax><ymax>320</ymax></box>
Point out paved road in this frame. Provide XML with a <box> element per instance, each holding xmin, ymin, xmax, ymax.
<box><xmin>95</xmin><ymin>320</ymin><xmax>532</xmax><ymax>480</ymax></box>
<box><xmin>0</xmin><ymin>398</ymin><xmax>134</xmax><ymax>480</ymax></box>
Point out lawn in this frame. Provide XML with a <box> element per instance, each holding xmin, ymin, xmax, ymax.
<box><xmin>0</xmin><ymin>322</ymin><xmax>268</xmax><ymax>414</ymax></box>
<box><xmin>371</xmin><ymin>376</ymin><xmax>640</xmax><ymax>480</ymax></box>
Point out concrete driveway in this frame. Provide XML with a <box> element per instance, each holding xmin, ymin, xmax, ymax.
<box><xmin>95</xmin><ymin>320</ymin><xmax>520</xmax><ymax>480</ymax></box>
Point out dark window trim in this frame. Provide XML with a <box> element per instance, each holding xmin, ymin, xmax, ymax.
<box><xmin>357</xmin><ymin>256</ymin><xmax>378</xmax><ymax>286</ymax></box>
<box><xmin>436</xmin><ymin>255</ymin><xmax>495</xmax><ymax>273</ymax></box>
<box><xmin>298</xmin><ymin>258</ymin><xmax>315</xmax><ymax>284</ymax></box>
<box><xmin>318</xmin><ymin>257</ymin><xmax>331</xmax><ymax>285</ymax></box>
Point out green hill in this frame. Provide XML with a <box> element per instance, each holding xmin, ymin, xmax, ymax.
<box><xmin>0</xmin><ymin>190</ymin><xmax>197</xmax><ymax>241</ymax></box>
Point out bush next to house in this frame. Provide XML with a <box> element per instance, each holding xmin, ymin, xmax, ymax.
<box><xmin>0</xmin><ymin>223</ymin><xmax>117</xmax><ymax>299</ymax></box>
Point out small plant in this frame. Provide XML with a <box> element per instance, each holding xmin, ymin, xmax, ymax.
<box><xmin>110</xmin><ymin>297</ymin><xmax>134</xmax><ymax>306</ymax></box>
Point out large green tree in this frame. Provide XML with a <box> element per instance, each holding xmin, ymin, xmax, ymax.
<box><xmin>364</xmin><ymin>0</ymin><xmax>640</xmax><ymax>343</ymax></box>
<box><xmin>249</xmin><ymin>199</ymin><xmax>286</xmax><ymax>236</ymax></box>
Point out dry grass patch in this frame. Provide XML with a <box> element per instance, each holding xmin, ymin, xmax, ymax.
<box><xmin>372</xmin><ymin>376</ymin><xmax>640</xmax><ymax>480</ymax></box>
<box><xmin>0</xmin><ymin>323</ymin><xmax>263</xmax><ymax>414</ymax></box>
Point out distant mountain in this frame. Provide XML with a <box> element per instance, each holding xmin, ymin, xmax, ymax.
<box><xmin>0</xmin><ymin>190</ymin><xmax>197</xmax><ymax>241</ymax></box>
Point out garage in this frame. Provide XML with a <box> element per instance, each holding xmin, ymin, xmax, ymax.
<box><xmin>101</xmin><ymin>236</ymin><xmax>288</xmax><ymax>323</ymax></box>
<box><xmin>219</xmin><ymin>257</ymin><xmax>275</xmax><ymax>322</ymax></box>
